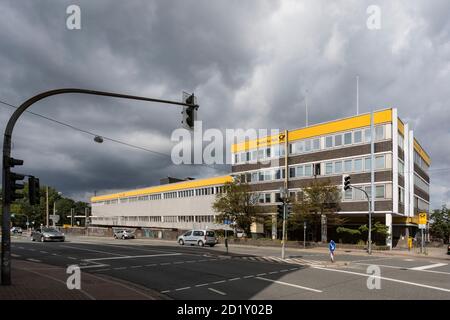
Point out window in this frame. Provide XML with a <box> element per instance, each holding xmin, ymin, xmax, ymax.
<box><xmin>364</xmin><ymin>186</ymin><xmax>371</xmax><ymax>198</ymax></box>
<box><xmin>313</xmin><ymin>138</ymin><xmax>320</xmax><ymax>150</ymax></box>
<box><xmin>344</xmin><ymin>160</ymin><xmax>352</xmax><ymax>172</ymax></box>
<box><xmin>304</xmin><ymin>164</ymin><xmax>312</xmax><ymax>176</ymax></box>
<box><xmin>240</xmin><ymin>153</ymin><xmax>247</xmax><ymax>163</ymax></box>
<box><xmin>259</xmin><ymin>194</ymin><xmax>265</xmax><ymax>203</ymax></box>
<box><xmin>259</xmin><ymin>172</ymin><xmax>264</xmax><ymax>182</ymax></box>
<box><xmin>280</xmin><ymin>145</ymin><xmax>286</xmax><ymax>156</ymax></box>
<box><xmin>335</xmin><ymin>134</ymin><xmax>342</xmax><ymax>147</ymax></box>
<box><xmin>354</xmin><ymin>188</ymin><xmax>366</xmax><ymax>200</ymax></box>
<box><xmin>305</xmin><ymin>140</ymin><xmax>311</xmax><ymax>152</ymax></box>
<box><xmin>344</xmin><ymin>188</ymin><xmax>353</xmax><ymax>200</ymax></box>
<box><xmin>375</xmin><ymin>155</ymin><xmax>385</xmax><ymax>169</ymax></box>
<box><xmin>398</xmin><ymin>134</ymin><xmax>404</xmax><ymax>150</ymax></box>
<box><xmin>266</xmin><ymin>148</ymin><xmax>271</xmax><ymax>158</ymax></box>
<box><xmin>398</xmin><ymin>160</ymin><xmax>404</xmax><ymax>176</ymax></box>
<box><xmin>289</xmin><ymin>167</ymin><xmax>296</xmax><ymax>178</ymax></box>
<box><xmin>234</xmin><ymin>154</ymin><xmax>238</xmax><ymax>164</ymax></box>
<box><xmin>265</xmin><ymin>193</ymin><xmax>271</xmax><ymax>203</ymax></box>
<box><xmin>325</xmin><ymin>162</ymin><xmax>333</xmax><ymax>175</ymax></box>
<box><xmin>399</xmin><ymin>187</ymin><xmax>404</xmax><ymax>204</ymax></box>
<box><xmin>376</xmin><ymin>185</ymin><xmax>385</xmax><ymax>199</ymax></box>
<box><xmin>354</xmin><ymin>158</ymin><xmax>363</xmax><ymax>172</ymax></box>
<box><xmin>334</xmin><ymin>161</ymin><xmax>342</xmax><ymax>173</ymax></box>
<box><xmin>251</xmin><ymin>172</ymin><xmax>258</xmax><ymax>182</ymax></box>
<box><xmin>258</xmin><ymin>149</ymin><xmax>264</xmax><ymax>159</ymax></box>
<box><xmin>344</xmin><ymin>132</ymin><xmax>352</xmax><ymax>145</ymax></box>
<box><xmin>354</xmin><ymin>130</ymin><xmax>362</xmax><ymax>143</ymax></box>
<box><xmin>326</xmin><ymin>136</ymin><xmax>333</xmax><ymax>148</ymax></box>
<box><xmin>296</xmin><ymin>166</ymin><xmax>304</xmax><ymax>177</ymax></box>
<box><xmin>275</xmin><ymin>193</ymin><xmax>282</xmax><ymax>202</ymax></box>
<box><xmin>375</xmin><ymin>126</ymin><xmax>384</xmax><ymax>141</ymax></box>
<box><xmin>314</xmin><ymin>163</ymin><xmax>321</xmax><ymax>176</ymax></box>
<box><xmin>364</xmin><ymin>128</ymin><xmax>372</xmax><ymax>143</ymax></box>
<box><xmin>296</xmin><ymin>141</ymin><xmax>304</xmax><ymax>154</ymax></box>
<box><xmin>275</xmin><ymin>169</ymin><xmax>281</xmax><ymax>180</ymax></box>
<box><xmin>364</xmin><ymin>157</ymin><xmax>371</xmax><ymax>171</ymax></box>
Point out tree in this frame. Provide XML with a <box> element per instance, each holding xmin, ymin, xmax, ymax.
<box><xmin>290</xmin><ymin>179</ymin><xmax>343</xmax><ymax>242</ymax></box>
<box><xmin>212</xmin><ymin>180</ymin><xmax>261</xmax><ymax>235</ymax></box>
<box><xmin>430</xmin><ymin>206</ymin><xmax>450</xmax><ymax>243</ymax></box>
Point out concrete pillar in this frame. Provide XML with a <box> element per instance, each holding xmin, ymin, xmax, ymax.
<box><xmin>385</xmin><ymin>213</ymin><xmax>392</xmax><ymax>249</ymax></box>
<box><xmin>271</xmin><ymin>214</ymin><xmax>277</xmax><ymax>240</ymax></box>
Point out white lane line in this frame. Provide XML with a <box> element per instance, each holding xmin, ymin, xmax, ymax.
<box><xmin>160</xmin><ymin>263</ymin><xmax>171</xmax><ymax>265</ymax></box>
<box><xmin>79</xmin><ymin>264</ymin><xmax>109</xmax><ymax>269</ymax></box>
<box><xmin>350</xmin><ymin>257</ymin><xmax>394</xmax><ymax>264</ymax></box>
<box><xmin>145</xmin><ymin>264</ymin><xmax>157</xmax><ymax>267</ymax></box>
<box><xmin>229</xmin><ymin>277</ymin><xmax>240</xmax><ymax>281</ymax></box>
<box><xmin>280</xmin><ymin>269</ymin><xmax>289</xmax><ymax>272</ymax></box>
<box><xmin>173</xmin><ymin>261</ymin><xmax>184</xmax><ymax>264</ymax></box>
<box><xmin>410</xmin><ymin>263</ymin><xmax>447</xmax><ymax>271</ymax></box>
<box><xmin>40</xmin><ymin>251</ymin><xmax>48</xmax><ymax>254</ymax></box>
<box><xmin>93</xmin><ymin>268</ymin><xmax>110</xmax><ymax>272</ymax></box>
<box><xmin>60</xmin><ymin>245</ymin><xmax>127</xmax><ymax>257</ymax></box>
<box><xmin>208</xmin><ymin>288</ymin><xmax>226</xmax><ymax>296</ymax></box>
<box><xmin>195</xmin><ymin>283</ymin><xmax>209</xmax><ymax>287</ymax></box>
<box><xmin>130</xmin><ymin>265</ymin><xmax>143</xmax><ymax>269</ymax></box>
<box><xmin>213</xmin><ymin>280</ymin><xmax>226</xmax><ymax>284</ymax></box>
<box><xmin>256</xmin><ymin>273</ymin><xmax>267</xmax><ymax>276</ymax></box>
<box><xmin>113</xmin><ymin>267</ymin><xmax>126</xmax><ymax>270</ymax></box>
<box><xmin>68</xmin><ymin>257</ymin><xmax>77</xmax><ymax>260</ymax></box>
<box><xmin>86</xmin><ymin>253</ymin><xmax>181</xmax><ymax>262</ymax></box>
<box><xmin>243</xmin><ymin>275</ymin><xmax>254</xmax><ymax>279</ymax></box>
<box><xmin>255</xmin><ymin>277</ymin><xmax>323</xmax><ymax>293</ymax></box>
<box><xmin>289</xmin><ymin>268</ymin><xmax>299</xmax><ymax>271</ymax></box>
<box><xmin>313</xmin><ymin>266</ymin><xmax>450</xmax><ymax>293</ymax></box>
<box><xmin>11</xmin><ymin>254</ymin><xmax>21</xmax><ymax>258</ymax></box>
<box><xmin>161</xmin><ymin>290</ymin><xmax>171</xmax><ymax>293</ymax></box>
<box><xmin>175</xmin><ymin>287</ymin><xmax>191</xmax><ymax>291</ymax></box>
<box><xmin>404</xmin><ymin>259</ymin><xmax>414</xmax><ymax>262</ymax></box>
<box><xmin>52</xmin><ymin>253</ymin><xmax>58</xmax><ymax>256</ymax></box>
<box><xmin>268</xmin><ymin>271</ymin><xmax>278</xmax><ymax>274</ymax></box>
<box><xmin>354</xmin><ymin>262</ymin><xmax>450</xmax><ymax>275</ymax></box>
<box><xmin>26</xmin><ymin>258</ymin><xmax>41</xmax><ymax>263</ymax></box>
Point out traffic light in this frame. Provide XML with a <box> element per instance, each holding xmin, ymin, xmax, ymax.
<box><xmin>343</xmin><ymin>174</ymin><xmax>351</xmax><ymax>191</ymax></box>
<box><xmin>4</xmin><ymin>156</ymin><xmax>25</xmax><ymax>203</ymax></box>
<box><xmin>277</xmin><ymin>203</ymin><xmax>284</xmax><ymax>220</ymax></box>
<box><xmin>286</xmin><ymin>204</ymin><xmax>293</xmax><ymax>215</ymax></box>
<box><xmin>182</xmin><ymin>93</ymin><xmax>197</xmax><ymax>130</ymax></box>
<box><xmin>28</xmin><ymin>176</ymin><xmax>40</xmax><ymax>205</ymax></box>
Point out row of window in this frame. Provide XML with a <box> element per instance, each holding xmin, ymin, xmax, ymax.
<box><xmin>414</xmin><ymin>150</ymin><xmax>429</xmax><ymax>172</ymax></box>
<box><xmin>237</xmin><ymin>153</ymin><xmax>390</xmax><ymax>184</ymax></box>
<box><xmin>232</xmin><ymin>124</ymin><xmax>389</xmax><ymax>165</ymax></box>
<box><xmin>414</xmin><ymin>174</ymin><xmax>430</xmax><ymax>194</ymax></box>
<box><xmin>95</xmin><ymin>186</ymin><xmax>227</xmax><ymax>206</ymax></box>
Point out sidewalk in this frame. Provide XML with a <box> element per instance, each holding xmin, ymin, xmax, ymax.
<box><xmin>0</xmin><ymin>259</ymin><xmax>168</xmax><ymax>300</ymax></box>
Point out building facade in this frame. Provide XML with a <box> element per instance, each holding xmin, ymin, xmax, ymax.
<box><xmin>91</xmin><ymin>108</ymin><xmax>430</xmax><ymax>248</ymax></box>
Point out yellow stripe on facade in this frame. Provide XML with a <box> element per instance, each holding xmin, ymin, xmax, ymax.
<box><xmin>91</xmin><ymin>175</ymin><xmax>233</xmax><ymax>202</ymax></box>
<box><xmin>232</xmin><ymin>109</ymin><xmax>393</xmax><ymax>153</ymax></box>
<box><xmin>398</xmin><ymin>118</ymin><xmax>404</xmax><ymax>136</ymax></box>
<box><xmin>414</xmin><ymin>139</ymin><xmax>431</xmax><ymax>166</ymax></box>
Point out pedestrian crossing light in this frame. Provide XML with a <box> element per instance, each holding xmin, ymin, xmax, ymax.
<box><xmin>28</xmin><ymin>176</ymin><xmax>41</xmax><ymax>205</ymax></box>
<box><xmin>343</xmin><ymin>174</ymin><xmax>351</xmax><ymax>191</ymax></box>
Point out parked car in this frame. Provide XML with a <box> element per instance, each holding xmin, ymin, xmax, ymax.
<box><xmin>447</xmin><ymin>244</ymin><xmax>450</xmax><ymax>255</ymax></box>
<box><xmin>10</xmin><ymin>227</ymin><xmax>23</xmax><ymax>235</ymax></box>
<box><xmin>113</xmin><ymin>229</ymin><xmax>135</xmax><ymax>240</ymax></box>
<box><xmin>31</xmin><ymin>227</ymin><xmax>65</xmax><ymax>242</ymax></box>
<box><xmin>177</xmin><ymin>230</ymin><xmax>217</xmax><ymax>247</ymax></box>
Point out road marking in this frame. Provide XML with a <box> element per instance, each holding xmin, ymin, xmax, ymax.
<box><xmin>130</xmin><ymin>265</ymin><xmax>143</xmax><ymax>268</ymax></box>
<box><xmin>175</xmin><ymin>287</ymin><xmax>191</xmax><ymax>291</ymax></box>
<box><xmin>313</xmin><ymin>266</ymin><xmax>450</xmax><ymax>293</ymax></box>
<box><xmin>160</xmin><ymin>262</ymin><xmax>171</xmax><ymax>265</ymax></box>
<box><xmin>229</xmin><ymin>277</ymin><xmax>240</xmax><ymax>281</ymax></box>
<box><xmin>354</xmin><ymin>262</ymin><xmax>450</xmax><ymax>275</ymax></box>
<box><xmin>60</xmin><ymin>245</ymin><xmax>127</xmax><ymax>257</ymax></box>
<box><xmin>255</xmin><ymin>277</ymin><xmax>323</xmax><ymax>293</ymax></box>
<box><xmin>145</xmin><ymin>264</ymin><xmax>157</xmax><ymax>267</ymax></box>
<box><xmin>52</xmin><ymin>253</ymin><xmax>58</xmax><ymax>256</ymax></box>
<box><xmin>208</xmin><ymin>288</ymin><xmax>226</xmax><ymax>296</ymax></box>
<box><xmin>409</xmin><ymin>263</ymin><xmax>447</xmax><ymax>271</ymax></box>
<box><xmin>86</xmin><ymin>253</ymin><xmax>181</xmax><ymax>261</ymax></box>
<box><xmin>173</xmin><ymin>261</ymin><xmax>184</xmax><ymax>264</ymax></box>
<box><xmin>92</xmin><ymin>268</ymin><xmax>110</xmax><ymax>272</ymax></box>
<box><xmin>350</xmin><ymin>257</ymin><xmax>393</xmax><ymax>264</ymax></box>
<box><xmin>79</xmin><ymin>264</ymin><xmax>109</xmax><ymax>269</ymax></box>
<box><xmin>185</xmin><ymin>260</ymin><xmax>196</xmax><ymax>263</ymax></box>
<box><xmin>404</xmin><ymin>259</ymin><xmax>414</xmax><ymax>262</ymax></box>
<box><xmin>68</xmin><ymin>257</ymin><xmax>77</xmax><ymax>260</ymax></box>
<box><xmin>280</xmin><ymin>269</ymin><xmax>289</xmax><ymax>272</ymax></box>
<box><xmin>40</xmin><ymin>251</ymin><xmax>48</xmax><ymax>254</ymax></box>
<box><xmin>289</xmin><ymin>268</ymin><xmax>299</xmax><ymax>271</ymax></box>
<box><xmin>268</xmin><ymin>271</ymin><xmax>278</xmax><ymax>274</ymax></box>
<box><xmin>18</xmin><ymin>246</ymin><xmax>24</xmax><ymax>249</ymax></box>
<box><xmin>11</xmin><ymin>254</ymin><xmax>21</xmax><ymax>258</ymax></box>
<box><xmin>213</xmin><ymin>280</ymin><xmax>226</xmax><ymax>284</ymax></box>
<box><xmin>256</xmin><ymin>273</ymin><xmax>267</xmax><ymax>276</ymax></box>
<box><xmin>243</xmin><ymin>275</ymin><xmax>254</xmax><ymax>279</ymax></box>
<box><xmin>26</xmin><ymin>258</ymin><xmax>41</xmax><ymax>263</ymax></box>
<box><xmin>113</xmin><ymin>267</ymin><xmax>126</xmax><ymax>270</ymax></box>
<box><xmin>195</xmin><ymin>283</ymin><xmax>209</xmax><ymax>287</ymax></box>
<box><xmin>161</xmin><ymin>290</ymin><xmax>171</xmax><ymax>293</ymax></box>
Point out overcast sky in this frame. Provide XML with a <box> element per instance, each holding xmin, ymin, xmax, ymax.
<box><xmin>0</xmin><ymin>0</ymin><xmax>449</xmax><ymax>208</ymax></box>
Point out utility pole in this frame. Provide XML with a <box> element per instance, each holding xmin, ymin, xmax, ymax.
<box><xmin>46</xmin><ymin>186</ymin><xmax>49</xmax><ymax>227</ymax></box>
<box><xmin>71</xmin><ymin>208</ymin><xmax>74</xmax><ymax>227</ymax></box>
<box><xmin>303</xmin><ymin>221</ymin><xmax>306</xmax><ymax>249</ymax></box>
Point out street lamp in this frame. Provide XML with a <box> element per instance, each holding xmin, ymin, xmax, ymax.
<box><xmin>279</xmin><ymin>187</ymin><xmax>288</xmax><ymax>259</ymax></box>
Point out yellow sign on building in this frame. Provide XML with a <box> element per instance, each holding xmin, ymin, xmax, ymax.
<box><xmin>419</xmin><ymin>212</ymin><xmax>427</xmax><ymax>225</ymax></box>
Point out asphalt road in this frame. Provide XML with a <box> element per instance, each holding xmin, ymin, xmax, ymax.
<box><xmin>8</xmin><ymin>235</ymin><xmax>450</xmax><ymax>300</ymax></box>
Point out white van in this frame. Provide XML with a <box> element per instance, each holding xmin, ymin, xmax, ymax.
<box><xmin>177</xmin><ymin>230</ymin><xmax>216</xmax><ymax>247</ymax></box>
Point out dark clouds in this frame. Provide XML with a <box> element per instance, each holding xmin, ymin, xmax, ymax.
<box><xmin>0</xmin><ymin>0</ymin><xmax>449</xmax><ymax>208</ymax></box>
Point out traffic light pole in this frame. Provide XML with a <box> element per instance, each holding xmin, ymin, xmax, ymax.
<box><xmin>1</xmin><ymin>88</ymin><xmax>198</xmax><ymax>285</ymax></box>
<box><xmin>281</xmin><ymin>202</ymin><xmax>286</xmax><ymax>259</ymax></box>
<box><xmin>351</xmin><ymin>185</ymin><xmax>372</xmax><ymax>255</ymax></box>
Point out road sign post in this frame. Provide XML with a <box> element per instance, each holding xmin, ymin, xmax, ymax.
<box><xmin>419</xmin><ymin>213</ymin><xmax>427</xmax><ymax>254</ymax></box>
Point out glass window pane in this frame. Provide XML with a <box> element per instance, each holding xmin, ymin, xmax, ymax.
<box><xmin>304</xmin><ymin>164</ymin><xmax>312</xmax><ymax>176</ymax></box>
<box><xmin>258</xmin><ymin>149</ymin><xmax>264</xmax><ymax>159</ymax></box>
<box><xmin>375</xmin><ymin>126</ymin><xmax>384</xmax><ymax>141</ymax></box>
<box><xmin>280</xmin><ymin>145</ymin><xmax>286</xmax><ymax>156</ymax></box>
<box><xmin>376</xmin><ymin>185</ymin><xmax>385</xmax><ymax>199</ymax></box>
<box><xmin>297</xmin><ymin>141</ymin><xmax>304</xmax><ymax>153</ymax></box>
<box><xmin>296</xmin><ymin>166</ymin><xmax>304</xmax><ymax>177</ymax></box>
<box><xmin>365</xmin><ymin>186</ymin><xmax>371</xmax><ymax>198</ymax></box>
<box><xmin>344</xmin><ymin>132</ymin><xmax>352</xmax><ymax>145</ymax></box>
<box><xmin>334</xmin><ymin>161</ymin><xmax>342</xmax><ymax>173</ymax></box>
<box><xmin>344</xmin><ymin>189</ymin><xmax>352</xmax><ymax>200</ymax></box>
<box><xmin>354</xmin><ymin>158</ymin><xmax>363</xmax><ymax>172</ymax></box>
<box><xmin>252</xmin><ymin>172</ymin><xmax>258</xmax><ymax>182</ymax></box>
<box><xmin>364</xmin><ymin>128</ymin><xmax>371</xmax><ymax>143</ymax></box>
<box><xmin>344</xmin><ymin>160</ymin><xmax>352</xmax><ymax>172</ymax></box>
<box><xmin>365</xmin><ymin>157</ymin><xmax>371</xmax><ymax>171</ymax></box>
<box><xmin>335</xmin><ymin>134</ymin><xmax>342</xmax><ymax>146</ymax></box>
<box><xmin>289</xmin><ymin>167</ymin><xmax>296</xmax><ymax>178</ymax></box>
<box><xmin>375</xmin><ymin>155</ymin><xmax>385</xmax><ymax>169</ymax></box>
<box><xmin>325</xmin><ymin>162</ymin><xmax>333</xmax><ymax>175</ymax></box>
<box><xmin>305</xmin><ymin>140</ymin><xmax>311</xmax><ymax>152</ymax></box>
<box><xmin>313</xmin><ymin>138</ymin><xmax>320</xmax><ymax>150</ymax></box>
<box><xmin>259</xmin><ymin>172</ymin><xmax>264</xmax><ymax>181</ymax></box>
<box><xmin>240</xmin><ymin>153</ymin><xmax>246</xmax><ymax>162</ymax></box>
<box><xmin>266</xmin><ymin>148</ymin><xmax>271</xmax><ymax>158</ymax></box>
<box><xmin>265</xmin><ymin>193</ymin><xmax>271</xmax><ymax>203</ymax></box>
<box><xmin>354</xmin><ymin>130</ymin><xmax>362</xmax><ymax>143</ymax></box>
<box><xmin>325</xmin><ymin>136</ymin><xmax>333</xmax><ymax>148</ymax></box>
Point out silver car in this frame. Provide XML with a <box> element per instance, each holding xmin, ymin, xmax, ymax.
<box><xmin>31</xmin><ymin>227</ymin><xmax>65</xmax><ymax>242</ymax></box>
<box><xmin>177</xmin><ymin>230</ymin><xmax>216</xmax><ymax>247</ymax></box>
<box><xmin>113</xmin><ymin>229</ymin><xmax>135</xmax><ymax>239</ymax></box>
